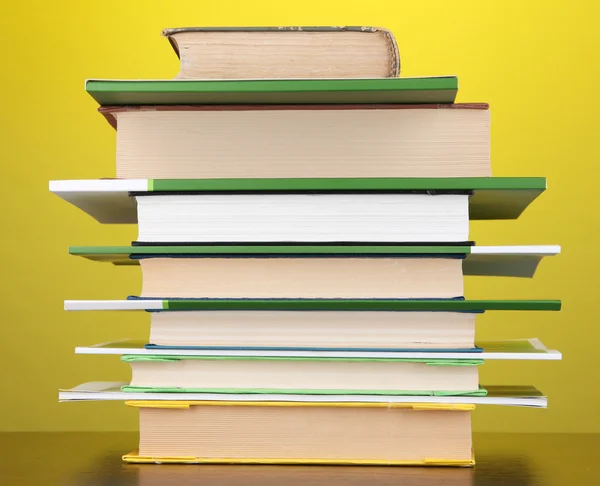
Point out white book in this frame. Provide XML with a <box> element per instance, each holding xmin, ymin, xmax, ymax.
<box><xmin>134</xmin><ymin>193</ymin><xmax>470</xmax><ymax>244</ymax></box>
<box><xmin>75</xmin><ymin>338</ymin><xmax>562</xmax><ymax>360</ymax></box>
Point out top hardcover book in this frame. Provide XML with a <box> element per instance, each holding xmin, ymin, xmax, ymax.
<box><xmin>162</xmin><ymin>26</ymin><xmax>400</xmax><ymax>80</ymax></box>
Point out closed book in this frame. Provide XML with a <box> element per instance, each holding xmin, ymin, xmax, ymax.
<box><xmin>137</xmin><ymin>256</ymin><xmax>464</xmax><ymax>299</ymax></box>
<box><xmin>163</xmin><ymin>26</ymin><xmax>400</xmax><ymax>80</ymax></box>
<box><xmin>104</xmin><ymin>104</ymin><xmax>490</xmax><ymax>180</ymax></box>
<box><xmin>146</xmin><ymin>310</ymin><xmax>477</xmax><ymax>350</ymax></box>
<box><xmin>124</xmin><ymin>401</ymin><xmax>474</xmax><ymax>465</ymax></box>
<box><xmin>133</xmin><ymin>193</ymin><xmax>471</xmax><ymax>244</ymax></box>
<box><xmin>121</xmin><ymin>355</ymin><xmax>483</xmax><ymax>396</ymax></box>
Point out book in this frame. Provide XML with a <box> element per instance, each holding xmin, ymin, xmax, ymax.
<box><xmin>72</xmin><ymin>245</ymin><xmax>559</xmax><ymax>278</ymax></box>
<box><xmin>103</xmin><ymin>104</ymin><xmax>489</xmax><ymax>179</ymax></box>
<box><xmin>124</xmin><ymin>401</ymin><xmax>474</xmax><ymax>466</ymax></box>
<box><xmin>85</xmin><ymin>77</ymin><xmax>459</xmax><ymax>106</ymax></box>
<box><xmin>120</xmin><ymin>355</ymin><xmax>484</xmax><ymax>396</ymax></box>
<box><xmin>144</xmin><ymin>311</ymin><xmax>480</xmax><ymax>351</ymax></box>
<box><xmin>162</xmin><ymin>27</ymin><xmax>400</xmax><ymax>80</ymax></box>
<box><xmin>71</xmin><ymin>247</ymin><xmax>559</xmax><ymax>299</ymax></box>
<box><xmin>58</xmin><ymin>381</ymin><xmax>549</xmax><ymax>407</ymax></box>
<box><xmin>134</xmin><ymin>193</ymin><xmax>471</xmax><ymax>244</ymax></box>
<box><xmin>135</xmin><ymin>256</ymin><xmax>466</xmax><ymax>299</ymax></box>
<box><xmin>74</xmin><ymin>338</ymin><xmax>562</xmax><ymax>359</ymax></box>
<box><xmin>63</xmin><ymin>298</ymin><xmax>562</xmax><ymax>312</ymax></box>
<box><xmin>49</xmin><ymin>177</ymin><xmax>548</xmax><ymax>224</ymax></box>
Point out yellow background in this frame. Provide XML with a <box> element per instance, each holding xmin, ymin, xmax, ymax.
<box><xmin>0</xmin><ymin>0</ymin><xmax>597</xmax><ymax>432</ymax></box>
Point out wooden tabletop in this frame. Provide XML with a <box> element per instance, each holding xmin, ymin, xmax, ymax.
<box><xmin>0</xmin><ymin>432</ymin><xmax>597</xmax><ymax>485</ymax></box>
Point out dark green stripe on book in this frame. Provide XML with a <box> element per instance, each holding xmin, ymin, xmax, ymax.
<box><xmin>160</xmin><ymin>299</ymin><xmax>561</xmax><ymax>311</ymax></box>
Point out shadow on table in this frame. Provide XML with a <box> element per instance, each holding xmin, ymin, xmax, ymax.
<box><xmin>66</xmin><ymin>452</ymin><xmax>534</xmax><ymax>486</ymax></box>
<box><xmin>5</xmin><ymin>432</ymin><xmax>597</xmax><ymax>486</ymax></box>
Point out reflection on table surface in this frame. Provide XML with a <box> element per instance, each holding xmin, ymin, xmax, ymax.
<box><xmin>0</xmin><ymin>432</ymin><xmax>597</xmax><ymax>486</ymax></box>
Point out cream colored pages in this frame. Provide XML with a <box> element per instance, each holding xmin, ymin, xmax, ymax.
<box><xmin>116</xmin><ymin>108</ymin><xmax>490</xmax><ymax>179</ymax></box>
<box><xmin>140</xmin><ymin>257</ymin><xmax>463</xmax><ymax>298</ymax></box>
<box><xmin>129</xmin><ymin>359</ymin><xmax>479</xmax><ymax>391</ymax></box>
<box><xmin>138</xmin><ymin>405</ymin><xmax>473</xmax><ymax>461</ymax></box>
<box><xmin>171</xmin><ymin>30</ymin><xmax>397</xmax><ymax>79</ymax></box>
<box><xmin>149</xmin><ymin>311</ymin><xmax>477</xmax><ymax>348</ymax></box>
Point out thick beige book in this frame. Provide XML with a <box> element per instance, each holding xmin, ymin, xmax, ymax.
<box><xmin>124</xmin><ymin>401</ymin><xmax>474</xmax><ymax>465</ymax></box>
<box><xmin>162</xmin><ymin>26</ymin><xmax>400</xmax><ymax>80</ymax></box>
<box><xmin>139</xmin><ymin>257</ymin><xmax>463</xmax><ymax>299</ymax></box>
<box><xmin>149</xmin><ymin>311</ymin><xmax>477</xmax><ymax>349</ymax></box>
<box><xmin>103</xmin><ymin>104</ymin><xmax>491</xmax><ymax>180</ymax></box>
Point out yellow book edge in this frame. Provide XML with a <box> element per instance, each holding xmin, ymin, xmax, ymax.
<box><xmin>122</xmin><ymin>450</ymin><xmax>476</xmax><ymax>467</ymax></box>
<box><xmin>125</xmin><ymin>400</ymin><xmax>476</xmax><ymax>411</ymax></box>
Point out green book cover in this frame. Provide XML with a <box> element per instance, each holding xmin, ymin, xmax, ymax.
<box><xmin>147</xmin><ymin>299</ymin><xmax>561</xmax><ymax>312</ymax></box>
<box><xmin>86</xmin><ymin>77</ymin><xmax>458</xmax><ymax>106</ymax></box>
<box><xmin>68</xmin><ymin>245</ymin><xmax>558</xmax><ymax>279</ymax></box>
<box><xmin>71</xmin><ymin>244</ymin><xmax>474</xmax><ymax>261</ymax></box>
<box><xmin>147</xmin><ymin>176</ymin><xmax>545</xmax><ymax>192</ymax></box>
<box><xmin>50</xmin><ymin>177</ymin><xmax>547</xmax><ymax>224</ymax></box>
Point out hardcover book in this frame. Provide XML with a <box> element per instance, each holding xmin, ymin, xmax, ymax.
<box><xmin>103</xmin><ymin>104</ymin><xmax>489</xmax><ymax>180</ymax></box>
<box><xmin>162</xmin><ymin>26</ymin><xmax>400</xmax><ymax>80</ymax></box>
<box><xmin>120</xmin><ymin>355</ymin><xmax>485</xmax><ymax>396</ymax></box>
<box><xmin>125</xmin><ymin>401</ymin><xmax>475</xmax><ymax>466</ymax></box>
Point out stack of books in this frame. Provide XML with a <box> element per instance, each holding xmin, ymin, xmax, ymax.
<box><xmin>53</xmin><ymin>26</ymin><xmax>561</xmax><ymax>466</ymax></box>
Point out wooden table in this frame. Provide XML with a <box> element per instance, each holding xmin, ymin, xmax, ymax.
<box><xmin>0</xmin><ymin>432</ymin><xmax>597</xmax><ymax>485</ymax></box>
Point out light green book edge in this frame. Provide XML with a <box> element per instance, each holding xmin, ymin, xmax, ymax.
<box><xmin>120</xmin><ymin>385</ymin><xmax>488</xmax><ymax>397</ymax></box>
<box><xmin>86</xmin><ymin>338</ymin><xmax>550</xmax><ymax>354</ymax></box>
<box><xmin>152</xmin><ymin>299</ymin><xmax>561</xmax><ymax>311</ymax></box>
<box><xmin>121</xmin><ymin>355</ymin><xmax>483</xmax><ymax>365</ymax></box>
<box><xmin>86</xmin><ymin>77</ymin><xmax>458</xmax><ymax>106</ymax></box>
